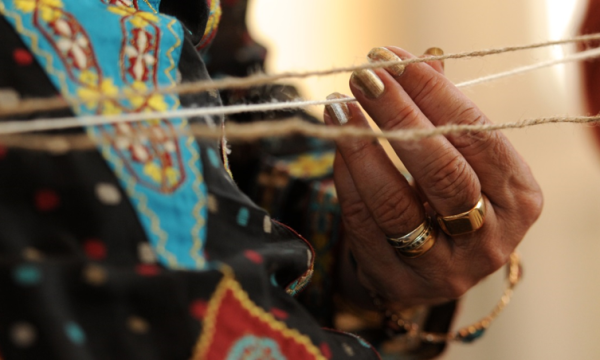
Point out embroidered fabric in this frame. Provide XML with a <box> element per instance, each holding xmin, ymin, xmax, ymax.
<box><xmin>0</xmin><ymin>0</ymin><xmax>453</xmax><ymax>359</ymax></box>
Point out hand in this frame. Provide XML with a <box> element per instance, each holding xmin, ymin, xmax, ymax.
<box><xmin>324</xmin><ymin>47</ymin><xmax>542</xmax><ymax>309</ymax></box>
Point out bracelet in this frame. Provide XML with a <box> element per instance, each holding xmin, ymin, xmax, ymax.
<box><xmin>373</xmin><ymin>252</ymin><xmax>522</xmax><ymax>344</ymax></box>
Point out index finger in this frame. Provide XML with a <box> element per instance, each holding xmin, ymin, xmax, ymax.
<box><xmin>381</xmin><ymin>46</ymin><xmax>537</xmax><ymax>209</ymax></box>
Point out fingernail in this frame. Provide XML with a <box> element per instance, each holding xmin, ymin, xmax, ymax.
<box><xmin>424</xmin><ymin>47</ymin><xmax>444</xmax><ymax>68</ymax></box>
<box><xmin>351</xmin><ymin>69</ymin><xmax>385</xmax><ymax>99</ymax></box>
<box><xmin>367</xmin><ymin>47</ymin><xmax>405</xmax><ymax>76</ymax></box>
<box><xmin>325</xmin><ymin>92</ymin><xmax>351</xmax><ymax>125</ymax></box>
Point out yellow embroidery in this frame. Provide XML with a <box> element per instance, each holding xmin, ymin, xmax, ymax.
<box><xmin>14</xmin><ymin>0</ymin><xmax>63</xmax><ymax>21</ymax></box>
<box><xmin>107</xmin><ymin>4</ymin><xmax>158</xmax><ymax>27</ymax></box>
<box><xmin>196</xmin><ymin>0</ymin><xmax>220</xmax><ymax>49</ymax></box>
<box><xmin>79</xmin><ymin>69</ymin><xmax>98</xmax><ymax>86</ymax></box>
<box><xmin>91</xmin><ymin>132</ymin><xmax>180</xmax><ymax>267</ymax></box>
<box><xmin>164</xmin><ymin>19</ymin><xmax>180</xmax><ymax>86</ymax></box>
<box><xmin>284</xmin><ymin>152</ymin><xmax>335</xmax><ymax>179</ymax></box>
<box><xmin>188</xmin><ymin>133</ymin><xmax>207</xmax><ymax>269</ymax></box>
<box><xmin>77</xmin><ymin>78</ymin><xmax>120</xmax><ymax>110</ymax></box>
<box><xmin>163</xmin><ymin>18</ymin><xmax>208</xmax><ymax>270</ymax></box>
<box><xmin>3</xmin><ymin>0</ymin><xmax>197</xmax><ymax>269</ymax></box>
<box><xmin>142</xmin><ymin>163</ymin><xmax>180</xmax><ymax>187</ymax></box>
<box><xmin>141</xmin><ymin>0</ymin><xmax>157</xmax><ymax>14</ymax></box>
<box><xmin>203</xmin><ymin>0</ymin><xmax>221</xmax><ymax>37</ymax></box>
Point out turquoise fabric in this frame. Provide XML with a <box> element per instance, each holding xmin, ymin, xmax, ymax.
<box><xmin>138</xmin><ymin>0</ymin><xmax>161</xmax><ymax>13</ymax></box>
<box><xmin>1</xmin><ymin>0</ymin><xmax>209</xmax><ymax>270</ymax></box>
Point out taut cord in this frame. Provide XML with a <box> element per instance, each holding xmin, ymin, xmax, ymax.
<box><xmin>1</xmin><ymin>46</ymin><xmax>600</xmax><ymax>137</ymax></box>
<box><xmin>1</xmin><ymin>32</ymin><xmax>600</xmax><ymax>118</ymax></box>
<box><xmin>1</xmin><ymin>114</ymin><xmax>599</xmax><ymax>152</ymax></box>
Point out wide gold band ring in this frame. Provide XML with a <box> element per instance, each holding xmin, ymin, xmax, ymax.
<box><xmin>437</xmin><ymin>195</ymin><xmax>486</xmax><ymax>236</ymax></box>
<box><xmin>387</xmin><ymin>216</ymin><xmax>437</xmax><ymax>258</ymax></box>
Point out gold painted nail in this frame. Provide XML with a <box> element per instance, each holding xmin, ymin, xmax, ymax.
<box><xmin>424</xmin><ymin>47</ymin><xmax>444</xmax><ymax>56</ymax></box>
<box><xmin>367</xmin><ymin>47</ymin><xmax>405</xmax><ymax>76</ymax></box>
<box><xmin>325</xmin><ymin>92</ymin><xmax>351</xmax><ymax>125</ymax></box>
<box><xmin>351</xmin><ymin>69</ymin><xmax>385</xmax><ymax>99</ymax></box>
<box><xmin>424</xmin><ymin>47</ymin><xmax>444</xmax><ymax>68</ymax></box>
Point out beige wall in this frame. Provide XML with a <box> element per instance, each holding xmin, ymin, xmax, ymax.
<box><xmin>249</xmin><ymin>1</ymin><xmax>600</xmax><ymax>359</ymax></box>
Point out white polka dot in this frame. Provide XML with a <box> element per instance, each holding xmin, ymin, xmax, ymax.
<box><xmin>151</xmin><ymin>127</ymin><xmax>164</xmax><ymax>139</ymax></box>
<box><xmin>263</xmin><ymin>215</ymin><xmax>272</xmax><ymax>234</ymax></box>
<box><xmin>22</xmin><ymin>247</ymin><xmax>43</xmax><ymax>261</ymax></box>
<box><xmin>164</xmin><ymin>141</ymin><xmax>176</xmax><ymax>152</ymax></box>
<box><xmin>342</xmin><ymin>343</ymin><xmax>355</xmax><ymax>356</ymax></box>
<box><xmin>138</xmin><ymin>243</ymin><xmax>156</xmax><ymax>264</ymax></box>
<box><xmin>132</xmin><ymin>145</ymin><xmax>149</xmax><ymax>162</ymax></box>
<box><xmin>207</xmin><ymin>194</ymin><xmax>218</xmax><ymax>214</ymax></box>
<box><xmin>0</xmin><ymin>88</ymin><xmax>20</xmax><ymax>109</ymax></box>
<box><xmin>83</xmin><ymin>264</ymin><xmax>107</xmax><ymax>286</ymax></box>
<box><xmin>10</xmin><ymin>322</ymin><xmax>36</xmax><ymax>347</ymax></box>
<box><xmin>127</xmin><ymin>316</ymin><xmax>149</xmax><ymax>334</ymax></box>
<box><xmin>95</xmin><ymin>183</ymin><xmax>122</xmax><ymax>205</ymax></box>
<box><xmin>47</xmin><ymin>138</ymin><xmax>70</xmax><ymax>155</ymax></box>
<box><xmin>115</xmin><ymin>136</ymin><xmax>130</xmax><ymax>149</ymax></box>
<box><xmin>116</xmin><ymin>123</ymin><xmax>131</xmax><ymax>134</ymax></box>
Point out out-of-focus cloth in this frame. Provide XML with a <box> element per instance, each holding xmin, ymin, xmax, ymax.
<box><xmin>0</xmin><ymin>0</ymin><xmax>379</xmax><ymax>358</ymax></box>
<box><xmin>0</xmin><ymin>0</ymin><xmax>456</xmax><ymax>358</ymax></box>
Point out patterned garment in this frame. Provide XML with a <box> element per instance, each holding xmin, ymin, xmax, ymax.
<box><xmin>203</xmin><ymin>4</ymin><xmax>456</xmax><ymax>359</ymax></box>
<box><xmin>0</xmin><ymin>0</ymin><xmax>456</xmax><ymax>359</ymax></box>
<box><xmin>0</xmin><ymin>0</ymin><xmax>381</xmax><ymax>359</ymax></box>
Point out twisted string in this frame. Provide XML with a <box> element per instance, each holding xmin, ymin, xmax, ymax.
<box><xmin>1</xmin><ymin>32</ymin><xmax>600</xmax><ymax>118</ymax></box>
<box><xmin>1</xmin><ymin>45</ymin><xmax>600</xmax><ymax>137</ymax></box>
<box><xmin>455</xmin><ymin>47</ymin><xmax>600</xmax><ymax>88</ymax></box>
<box><xmin>1</xmin><ymin>114</ymin><xmax>599</xmax><ymax>152</ymax></box>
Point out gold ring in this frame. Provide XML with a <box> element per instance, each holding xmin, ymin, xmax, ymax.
<box><xmin>387</xmin><ymin>217</ymin><xmax>437</xmax><ymax>258</ymax></box>
<box><xmin>437</xmin><ymin>195</ymin><xmax>486</xmax><ymax>236</ymax></box>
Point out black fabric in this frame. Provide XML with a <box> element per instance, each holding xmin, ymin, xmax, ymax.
<box><xmin>0</xmin><ymin>2</ymin><xmax>381</xmax><ymax>359</ymax></box>
<box><xmin>159</xmin><ymin>0</ymin><xmax>209</xmax><ymax>46</ymax></box>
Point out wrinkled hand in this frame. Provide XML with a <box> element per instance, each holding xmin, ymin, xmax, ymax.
<box><xmin>324</xmin><ymin>47</ymin><xmax>542</xmax><ymax>309</ymax></box>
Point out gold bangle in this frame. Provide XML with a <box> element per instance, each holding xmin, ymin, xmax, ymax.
<box><xmin>376</xmin><ymin>252</ymin><xmax>522</xmax><ymax>344</ymax></box>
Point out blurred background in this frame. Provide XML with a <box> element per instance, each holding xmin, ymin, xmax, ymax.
<box><xmin>246</xmin><ymin>0</ymin><xmax>600</xmax><ymax>359</ymax></box>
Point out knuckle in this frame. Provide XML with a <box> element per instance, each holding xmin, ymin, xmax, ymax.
<box><xmin>448</xmin><ymin>105</ymin><xmax>486</xmax><ymax>127</ymax></box>
<box><xmin>446</xmin><ymin>106</ymin><xmax>494</xmax><ymax>153</ymax></box>
<box><xmin>411</xmin><ymin>74</ymin><xmax>445</xmax><ymax>106</ymax></box>
<box><xmin>518</xmin><ymin>184</ymin><xmax>544</xmax><ymax>225</ymax></box>
<box><xmin>341</xmin><ymin>140</ymin><xmax>371</xmax><ymax>167</ymax></box>
<box><xmin>384</xmin><ymin>104</ymin><xmax>422</xmax><ymax>130</ymax></box>
<box><xmin>423</xmin><ymin>156</ymin><xmax>478</xmax><ymax>205</ymax></box>
<box><xmin>370</xmin><ymin>185</ymin><xmax>420</xmax><ymax>232</ymax></box>
<box><xmin>503</xmin><ymin>164</ymin><xmax>544</xmax><ymax>226</ymax></box>
<box><xmin>340</xmin><ymin>198</ymin><xmax>372</xmax><ymax>225</ymax></box>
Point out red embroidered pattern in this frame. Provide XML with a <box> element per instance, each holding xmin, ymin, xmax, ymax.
<box><xmin>110</xmin><ymin>5</ymin><xmax>186</xmax><ymax>192</ymax></box>
<box><xmin>193</xmin><ymin>275</ymin><xmax>326</xmax><ymax>360</ymax></box>
<box><xmin>101</xmin><ymin>0</ymin><xmax>140</xmax><ymax>8</ymax></box>
<box><xmin>33</xmin><ymin>1</ymin><xmax>102</xmax><ymax>88</ymax></box>
<box><xmin>29</xmin><ymin>0</ymin><xmax>186</xmax><ymax>193</ymax></box>
<box><xmin>122</xmin><ymin>27</ymin><xmax>157</xmax><ymax>83</ymax></box>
